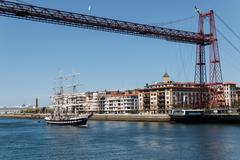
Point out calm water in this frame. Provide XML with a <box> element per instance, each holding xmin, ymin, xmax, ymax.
<box><xmin>0</xmin><ymin>118</ymin><xmax>240</xmax><ymax>160</ymax></box>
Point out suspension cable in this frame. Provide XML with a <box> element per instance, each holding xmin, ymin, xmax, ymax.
<box><xmin>215</xmin><ymin>12</ymin><xmax>240</xmax><ymax>42</ymax></box>
<box><xmin>217</xmin><ymin>29</ymin><xmax>240</xmax><ymax>56</ymax></box>
<box><xmin>151</xmin><ymin>16</ymin><xmax>195</xmax><ymax>27</ymax></box>
<box><xmin>217</xmin><ymin>29</ymin><xmax>240</xmax><ymax>72</ymax></box>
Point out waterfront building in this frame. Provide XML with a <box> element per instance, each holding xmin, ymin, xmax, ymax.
<box><xmin>237</xmin><ymin>87</ymin><xmax>240</xmax><ymax>106</ymax></box>
<box><xmin>66</xmin><ymin>93</ymin><xmax>87</xmax><ymax>112</ymax></box>
<box><xmin>85</xmin><ymin>92</ymin><xmax>106</xmax><ymax>113</ymax></box>
<box><xmin>104</xmin><ymin>92</ymin><xmax>122</xmax><ymax>114</ymax></box>
<box><xmin>104</xmin><ymin>90</ymin><xmax>139</xmax><ymax>114</ymax></box>
<box><xmin>122</xmin><ymin>91</ymin><xmax>139</xmax><ymax>113</ymax></box>
<box><xmin>223</xmin><ymin>82</ymin><xmax>238</xmax><ymax>107</ymax></box>
<box><xmin>51</xmin><ymin>93</ymin><xmax>87</xmax><ymax>112</ymax></box>
<box><xmin>51</xmin><ymin>90</ymin><xmax>138</xmax><ymax>114</ymax></box>
<box><xmin>0</xmin><ymin>107</ymin><xmax>23</xmax><ymax>114</ymax></box>
<box><xmin>138</xmin><ymin>73</ymin><xmax>209</xmax><ymax>114</ymax></box>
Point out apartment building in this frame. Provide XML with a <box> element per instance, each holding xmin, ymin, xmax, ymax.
<box><xmin>50</xmin><ymin>73</ymin><xmax>239</xmax><ymax>114</ymax></box>
<box><xmin>237</xmin><ymin>87</ymin><xmax>240</xmax><ymax>106</ymax></box>
<box><xmin>104</xmin><ymin>91</ymin><xmax>139</xmax><ymax>114</ymax></box>
<box><xmin>138</xmin><ymin>73</ymin><xmax>209</xmax><ymax>114</ymax></box>
<box><xmin>51</xmin><ymin>93</ymin><xmax>87</xmax><ymax>112</ymax></box>
<box><xmin>85</xmin><ymin>92</ymin><xmax>106</xmax><ymax>113</ymax></box>
<box><xmin>51</xmin><ymin>90</ymin><xmax>138</xmax><ymax>114</ymax></box>
<box><xmin>223</xmin><ymin>82</ymin><xmax>238</xmax><ymax>107</ymax></box>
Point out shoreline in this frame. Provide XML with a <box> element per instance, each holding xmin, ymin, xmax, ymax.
<box><xmin>0</xmin><ymin>114</ymin><xmax>45</xmax><ymax>119</ymax></box>
<box><xmin>0</xmin><ymin>113</ymin><xmax>171</xmax><ymax>122</ymax></box>
<box><xmin>90</xmin><ymin>114</ymin><xmax>170</xmax><ymax>122</ymax></box>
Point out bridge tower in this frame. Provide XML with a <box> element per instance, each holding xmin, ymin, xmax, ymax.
<box><xmin>194</xmin><ymin>10</ymin><xmax>224</xmax><ymax>108</ymax></box>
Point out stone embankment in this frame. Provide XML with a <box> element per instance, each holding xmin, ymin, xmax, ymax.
<box><xmin>90</xmin><ymin>114</ymin><xmax>170</xmax><ymax>122</ymax></box>
<box><xmin>0</xmin><ymin>114</ymin><xmax>46</xmax><ymax>119</ymax></box>
<box><xmin>0</xmin><ymin>113</ymin><xmax>171</xmax><ymax>122</ymax></box>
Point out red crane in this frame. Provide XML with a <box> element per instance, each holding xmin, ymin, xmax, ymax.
<box><xmin>0</xmin><ymin>0</ymin><xmax>223</xmax><ymax>107</ymax></box>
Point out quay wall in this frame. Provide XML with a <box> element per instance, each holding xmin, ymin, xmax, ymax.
<box><xmin>0</xmin><ymin>114</ymin><xmax>46</xmax><ymax>119</ymax></box>
<box><xmin>90</xmin><ymin>114</ymin><xmax>170</xmax><ymax>122</ymax></box>
<box><xmin>0</xmin><ymin>113</ymin><xmax>171</xmax><ymax>122</ymax></box>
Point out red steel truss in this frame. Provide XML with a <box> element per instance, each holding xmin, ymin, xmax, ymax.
<box><xmin>0</xmin><ymin>1</ymin><xmax>224</xmax><ymax>107</ymax></box>
<box><xmin>0</xmin><ymin>0</ymin><xmax>210</xmax><ymax>44</ymax></box>
<box><xmin>195</xmin><ymin>10</ymin><xmax>224</xmax><ymax>108</ymax></box>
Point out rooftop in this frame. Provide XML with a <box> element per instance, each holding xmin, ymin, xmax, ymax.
<box><xmin>163</xmin><ymin>72</ymin><xmax>170</xmax><ymax>77</ymax></box>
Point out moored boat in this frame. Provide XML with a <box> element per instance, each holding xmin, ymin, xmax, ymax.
<box><xmin>170</xmin><ymin>109</ymin><xmax>205</xmax><ymax>123</ymax></box>
<box><xmin>170</xmin><ymin>108</ymin><xmax>240</xmax><ymax>123</ymax></box>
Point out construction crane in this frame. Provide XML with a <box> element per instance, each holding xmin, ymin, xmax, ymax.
<box><xmin>0</xmin><ymin>0</ymin><xmax>223</xmax><ymax>107</ymax></box>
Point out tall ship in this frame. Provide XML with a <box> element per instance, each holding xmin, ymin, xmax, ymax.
<box><xmin>45</xmin><ymin>107</ymin><xmax>93</xmax><ymax>125</ymax></box>
<box><xmin>45</xmin><ymin>73</ymin><xmax>93</xmax><ymax>126</ymax></box>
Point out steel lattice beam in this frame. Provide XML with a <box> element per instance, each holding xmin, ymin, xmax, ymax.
<box><xmin>0</xmin><ymin>0</ymin><xmax>210</xmax><ymax>44</ymax></box>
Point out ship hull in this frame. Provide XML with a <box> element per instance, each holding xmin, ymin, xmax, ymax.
<box><xmin>170</xmin><ymin>115</ymin><xmax>204</xmax><ymax>123</ymax></box>
<box><xmin>170</xmin><ymin>109</ymin><xmax>240</xmax><ymax>124</ymax></box>
<box><xmin>46</xmin><ymin>118</ymin><xmax>88</xmax><ymax>126</ymax></box>
<box><xmin>170</xmin><ymin>114</ymin><xmax>240</xmax><ymax>124</ymax></box>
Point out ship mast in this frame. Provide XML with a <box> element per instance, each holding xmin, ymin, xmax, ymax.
<box><xmin>65</xmin><ymin>73</ymin><xmax>81</xmax><ymax>115</ymax></box>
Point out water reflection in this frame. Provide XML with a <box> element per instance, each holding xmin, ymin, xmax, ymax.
<box><xmin>1</xmin><ymin>119</ymin><xmax>240</xmax><ymax>160</ymax></box>
<box><xmin>191</xmin><ymin>124</ymin><xmax>235</xmax><ymax>160</ymax></box>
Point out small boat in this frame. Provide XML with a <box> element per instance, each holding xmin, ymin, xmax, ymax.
<box><xmin>169</xmin><ymin>109</ymin><xmax>205</xmax><ymax>123</ymax></box>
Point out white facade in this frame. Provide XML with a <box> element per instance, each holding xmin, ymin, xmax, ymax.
<box><xmin>104</xmin><ymin>95</ymin><xmax>138</xmax><ymax>114</ymax></box>
<box><xmin>224</xmin><ymin>83</ymin><xmax>237</xmax><ymax>107</ymax></box>
<box><xmin>122</xmin><ymin>95</ymin><xmax>139</xmax><ymax>113</ymax></box>
<box><xmin>51</xmin><ymin>91</ymin><xmax>138</xmax><ymax>113</ymax></box>
<box><xmin>0</xmin><ymin>107</ymin><xmax>22</xmax><ymax>114</ymax></box>
<box><xmin>51</xmin><ymin>93</ymin><xmax>86</xmax><ymax>112</ymax></box>
<box><xmin>85</xmin><ymin>92</ymin><xmax>106</xmax><ymax>113</ymax></box>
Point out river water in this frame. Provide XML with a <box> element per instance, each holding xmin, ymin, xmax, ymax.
<box><xmin>0</xmin><ymin>118</ymin><xmax>240</xmax><ymax>160</ymax></box>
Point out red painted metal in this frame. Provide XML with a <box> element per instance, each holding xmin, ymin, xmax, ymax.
<box><xmin>0</xmin><ymin>0</ymin><xmax>210</xmax><ymax>44</ymax></box>
<box><xmin>194</xmin><ymin>14</ymin><xmax>207</xmax><ymax>85</ymax></box>
<box><xmin>195</xmin><ymin>10</ymin><xmax>224</xmax><ymax>108</ymax></box>
<box><xmin>209</xmin><ymin>11</ymin><xmax>223</xmax><ymax>85</ymax></box>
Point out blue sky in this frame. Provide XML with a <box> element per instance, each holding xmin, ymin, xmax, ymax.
<box><xmin>0</xmin><ymin>0</ymin><xmax>240</xmax><ymax>106</ymax></box>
